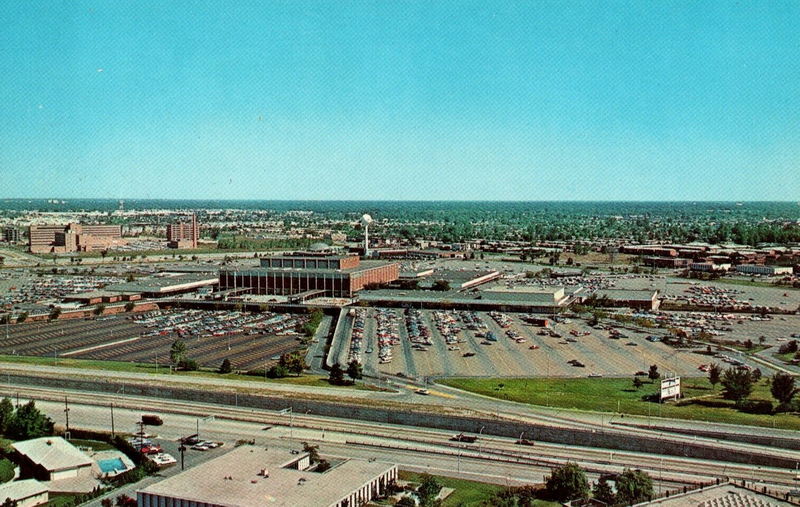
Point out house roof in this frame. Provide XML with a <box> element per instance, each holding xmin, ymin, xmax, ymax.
<box><xmin>12</xmin><ymin>437</ymin><xmax>92</xmax><ymax>472</ymax></box>
<box><xmin>0</xmin><ymin>479</ymin><xmax>48</xmax><ymax>501</ymax></box>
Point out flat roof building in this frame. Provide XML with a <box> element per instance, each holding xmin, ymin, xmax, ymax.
<box><xmin>593</xmin><ymin>289</ymin><xmax>660</xmax><ymax>310</ymax></box>
<box><xmin>220</xmin><ymin>253</ymin><xmax>400</xmax><ymax>298</ymax></box>
<box><xmin>166</xmin><ymin>213</ymin><xmax>199</xmax><ymax>249</ymax></box>
<box><xmin>29</xmin><ymin>224</ymin><xmax>125</xmax><ymax>254</ymax></box>
<box><xmin>137</xmin><ymin>446</ymin><xmax>397</xmax><ymax>507</ymax></box>
<box><xmin>483</xmin><ymin>286</ymin><xmax>567</xmax><ymax>305</ymax></box>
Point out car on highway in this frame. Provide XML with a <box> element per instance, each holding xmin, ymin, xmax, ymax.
<box><xmin>415</xmin><ymin>388</ymin><xmax>430</xmax><ymax>395</ymax></box>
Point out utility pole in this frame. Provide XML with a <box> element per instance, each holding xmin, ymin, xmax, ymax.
<box><xmin>63</xmin><ymin>396</ymin><xmax>70</xmax><ymax>438</ymax></box>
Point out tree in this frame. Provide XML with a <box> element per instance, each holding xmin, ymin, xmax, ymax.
<box><xmin>417</xmin><ymin>474</ymin><xmax>442</xmax><ymax>506</ymax></box>
<box><xmin>177</xmin><ymin>358</ymin><xmax>198</xmax><ymax>371</ymax></box>
<box><xmin>0</xmin><ymin>397</ymin><xmax>13</xmax><ymax>434</ymax></box>
<box><xmin>615</xmin><ymin>468</ymin><xmax>654</xmax><ymax>505</ymax></box>
<box><xmin>347</xmin><ymin>360</ymin><xmax>363</xmax><ymax>381</ymax></box>
<box><xmin>124</xmin><ymin>302</ymin><xmax>135</xmax><ymax>312</ymax></box>
<box><xmin>395</xmin><ymin>495</ymin><xmax>416</xmax><ymax>507</ymax></box>
<box><xmin>170</xmin><ymin>340</ymin><xmax>187</xmax><ymax>364</ymax></box>
<box><xmin>6</xmin><ymin>401</ymin><xmax>54</xmax><ymax>440</ymax></box>
<box><xmin>770</xmin><ymin>372</ymin><xmax>798</xmax><ymax>409</ymax></box>
<box><xmin>751</xmin><ymin>368</ymin><xmax>762</xmax><ymax>383</ymax></box>
<box><xmin>721</xmin><ymin>367</ymin><xmax>754</xmax><ymax>404</ymax></box>
<box><xmin>302</xmin><ymin>442</ymin><xmax>320</xmax><ymax>464</ymax></box>
<box><xmin>592</xmin><ymin>476</ymin><xmax>616</xmax><ymax>505</ymax></box>
<box><xmin>279</xmin><ymin>352</ymin><xmax>307</xmax><ymax>376</ymax></box>
<box><xmin>648</xmin><ymin>364</ymin><xmax>660</xmax><ymax>380</ymax></box>
<box><xmin>545</xmin><ymin>462</ymin><xmax>590</xmax><ymax>502</ymax></box>
<box><xmin>266</xmin><ymin>364</ymin><xmax>288</xmax><ymax>378</ymax></box>
<box><xmin>632</xmin><ymin>377</ymin><xmax>643</xmax><ymax>390</ymax></box>
<box><xmin>708</xmin><ymin>363</ymin><xmax>722</xmax><ymax>390</ymax></box>
<box><xmin>315</xmin><ymin>459</ymin><xmax>331</xmax><ymax>472</ymax></box>
<box><xmin>94</xmin><ymin>304</ymin><xmax>106</xmax><ymax>316</ymax></box>
<box><xmin>16</xmin><ymin>312</ymin><xmax>28</xmax><ymax>324</ymax></box>
<box><xmin>431</xmin><ymin>280</ymin><xmax>450</xmax><ymax>291</ymax></box>
<box><xmin>48</xmin><ymin>307</ymin><xmax>61</xmax><ymax>321</ymax></box>
<box><xmin>219</xmin><ymin>358</ymin><xmax>232</xmax><ymax>374</ymax></box>
<box><xmin>328</xmin><ymin>364</ymin><xmax>345</xmax><ymax>385</ymax></box>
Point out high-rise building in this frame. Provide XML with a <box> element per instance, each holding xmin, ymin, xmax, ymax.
<box><xmin>3</xmin><ymin>226</ymin><xmax>20</xmax><ymax>243</ymax></box>
<box><xmin>166</xmin><ymin>213</ymin><xmax>199</xmax><ymax>249</ymax></box>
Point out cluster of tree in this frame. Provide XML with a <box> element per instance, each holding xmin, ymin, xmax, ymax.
<box><xmin>0</xmin><ymin>398</ymin><xmax>54</xmax><ymax>440</ymax></box>
<box><xmin>493</xmin><ymin>462</ymin><xmax>654</xmax><ymax>505</ymax></box>
<box><xmin>169</xmin><ymin>340</ymin><xmax>198</xmax><ymax>371</ymax></box>
<box><xmin>216</xmin><ymin>236</ymin><xmax>313</xmax><ymax>250</ymax></box>
<box><xmin>303</xmin><ymin>309</ymin><xmax>324</xmax><ymax>338</ymax></box>
<box><xmin>266</xmin><ymin>352</ymin><xmax>308</xmax><ymax>378</ymax></box>
<box><xmin>709</xmin><ymin>365</ymin><xmax>798</xmax><ymax>412</ymax></box>
<box><xmin>395</xmin><ymin>474</ymin><xmax>442</xmax><ymax>507</ymax></box>
<box><xmin>328</xmin><ymin>360</ymin><xmax>362</xmax><ymax>385</ymax></box>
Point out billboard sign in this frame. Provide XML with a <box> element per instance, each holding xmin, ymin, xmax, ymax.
<box><xmin>660</xmin><ymin>376</ymin><xmax>681</xmax><ymax>401</ymax></box>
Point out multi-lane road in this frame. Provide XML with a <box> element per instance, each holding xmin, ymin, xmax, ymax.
<box><xmin>1</xmin><ymin>382</ymin><xmax>796</xmax><ymax>494</ymax></box>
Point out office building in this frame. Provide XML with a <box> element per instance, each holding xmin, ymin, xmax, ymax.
<box><xmin>167</xmin><ymin>213</ymin><xmax>199</xmax><ymax>249</ymax></box>
<box><xmin>28</xmin><ymin>224</ymin><xmax>125</xmax><ymax>253</ymax></box>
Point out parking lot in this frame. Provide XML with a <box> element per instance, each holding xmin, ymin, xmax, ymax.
<box><xmin>1</xmin><ymin>310</ymin><xmax>308</xmax><ymax>371</ymax></box>
<box><xmin>332</xmin><ymin>308</ymin><xmax>721</xmax><ymax>379</ymax></box>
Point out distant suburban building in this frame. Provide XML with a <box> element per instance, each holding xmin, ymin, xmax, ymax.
<box><xmin>136</xmin><ymin>445</ymin><xmax>397</xmax><ymax>507</ymax></box>
<box><xmin>689</xmin><ymin>262</ymin><xmax>730</xmax><ymax>272</ymax></box>
<box><xmin>11</xmin><ymin>437</ymin><xmax>93</xmax><ymax>483</ymax></box>
<box><xmin>3</xmin><ymin>225</ymin><xmax>20</xmax><ymax>243</ymax></box>
<box><xmin>219</xmin><ymin>250</ymin><xmax>400</xmax><ymax>298</ymax></box>
<box><xmin>166</xmin><ymin>213</ymin><xmax>199</xmax><ymax>249</ymax></box>
<box><xmin>734</xmin><ymin>264</ymin><xmax>793</xmax><ymax>276</ymax></box>
<box><xmin>592</xmin><ymin>289</ymin><xmax>661</xmax><ymax>310</ymax></box>
<box><xmin>0</xmin><ymin>479</ymin><xmax>48</xmax><ymax>507</ymax></box>
<box><xmin>28</xmin><ymin>224</ymin><xmax>125</xmax><ymax>254</ymax></box>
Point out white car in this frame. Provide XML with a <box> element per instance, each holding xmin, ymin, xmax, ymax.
<box><xmin>191</xmin><ymin>444</ymin><xmax>209</xmax><ymax>451</ymax></box>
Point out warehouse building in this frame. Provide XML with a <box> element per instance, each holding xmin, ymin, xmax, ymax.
<box><xmin>734</xmin><ymin>264</ymin><xmax>793</xmax><ymax>276</ymax></box>
<box><xmin>220</xmin><ymin>251</ymin><xmax>400</xmax><ymax>298</ymax></box>
<box><xmin>137</xmin><ymin>446</ymin><xmax>397</xmax><ymax>507</ymax></box>
<box><xmin>592</xmin><ymin>289</ymin><xmax>661</xmax><ymax>310</ymax></box>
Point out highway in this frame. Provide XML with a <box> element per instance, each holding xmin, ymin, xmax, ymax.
<box><xmin>0</xmin><ymin>384</ymin><xmax>795</xmax><ymax>493</ymax></box>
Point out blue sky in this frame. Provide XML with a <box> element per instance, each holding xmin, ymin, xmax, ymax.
<box><xmin>1</xmin><ymin>1</ymin><xmax>798</xmax><ymax>201</ymax></box>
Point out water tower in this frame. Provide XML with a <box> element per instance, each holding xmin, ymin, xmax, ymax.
<box><xmin>360</xmin><ymin>214</ymin><xmax>373</xmax><ymax>257</ymax></box>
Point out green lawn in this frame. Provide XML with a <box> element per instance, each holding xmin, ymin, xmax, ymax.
<box><xmin>0</xmin><ymin>458</ymin><xmax>15</xmax><ymax>483</ymax></box>
<box><xmin>0</xmin><ymin>355</ymin><xmax>374</xmax><ymax>391</ymax></box>
<box><xmin>46</xmin><ymin>494</ymin><xmax>81</xmax><ymax>507</ymax></box>
<box><xmin>397</xmin><ymin>471</ymin><xmax>554</xmax><ymax>507</ymax></box>
<box><xmin>714</xmin><ymin>278</ymin><xmax>799</xmax><ymax>290</ymax></box>
<box><xmin>774</xmin><ymin>352</ymin><xmax>797</xmax><ymax>363</ymax></box>
<box><xmin>440</xmin><ymin>377</ymin><xmax>800</xmax><ymax>430</ymax></box>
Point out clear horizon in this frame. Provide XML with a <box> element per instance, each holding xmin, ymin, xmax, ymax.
<box><xmin>2</xmin><ymin>1</ymin><xmax>799</xmax><ymax>201</ymax></box>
